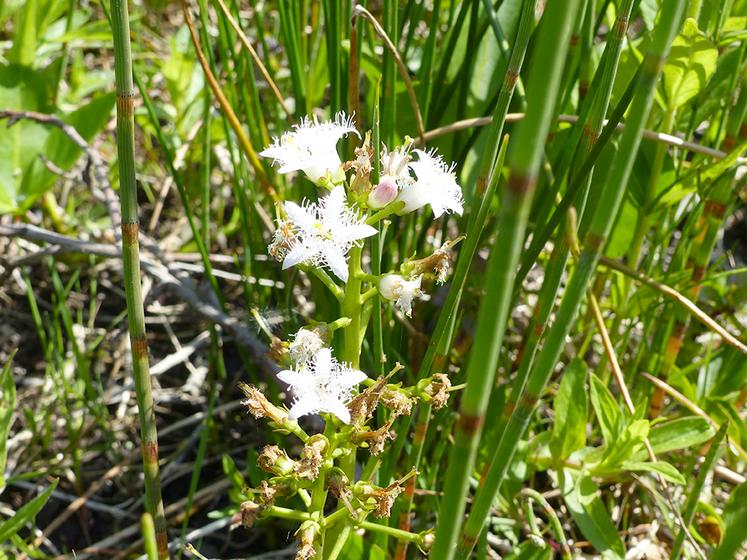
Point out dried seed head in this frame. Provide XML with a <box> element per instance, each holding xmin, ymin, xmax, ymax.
<box><xmin>348</xmin><ymin>376</ymin><xmax>388</xmax><ymax>423</ymax></box>
<box><xmin>239</xmin><ymin>383</ymin><xmax>289</xmax><ymax>424</ymax></box>
<box><xmin>369</xmin><ymin>426</ymin><xmax>396</xmax><ymax>456</ymax></box>
<box><xmin>258</xmin><ymin>445</ymin><xmax>295</xmax><ymax>475</ymax></box>
<box><xmin>268</xmin><ymin>220</ymin><xmax>296</xmax><ymax>262</ymax></box>
<box><xmin>295</xmin><ymin>435</ymin><xmax>329</xmax><ymax>480</ymax></box>
<box><xmin>347</xmin><ymin>142</ymin><xmax>374</xmax><ymax>195</ymax></box>
<box><xmin>257</xmin><ymin>480</ymin><xmax>277</xmax><ymax>505</ymax></box>
<box><xmin>295</xmin><ymin>520</ymin><xmax>321</xmax><ymax>560</ymax></box>
<box><xmin>237</xmin><ymin>500</ymin><xmax>263</xmax><ymax>528</ymax></box>
<box><xmin>380</xmin><ymin>387</ymin><xmax>414</xmax><ymax>417</ymax></box>
<box><xmin>422</xmin><ymin>373</ymin><xmax>451</xmax><ymax>409</ymax></box>
<box><xmin>353</xmin><ymin>480</ymin><xmax>404</xmax><ymax>518</ymax></box>
<box><xmin>404</xmin><ymin>238</ymin><xmax>462</xmax><ymax>283</ymax></box>
<box><xmin>267</xmin><ymin>336</ymin><xmax>289</xmax><ymax>364</ymax></box>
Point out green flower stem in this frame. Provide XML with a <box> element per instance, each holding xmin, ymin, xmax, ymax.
<box><xmin>265</xmin><ymin>506</ymin><xmax>313</xmax><ymax>522</ymax></box>
<box><xmin>360</xmin><ymin>288</ymin><xmax>378</xmax><ymax>303</ymax></box>
<box><xmin>455</xmin><ymin>2</ymin><xmax>686</xmax><ymax>556</ymax></box>
<box><xmin>357</xmin><ymin>519</ymin><xmax>421</xmax><ymax>543</ymax></box>
<box><xmin>322</xmin><ymin>505</ymin><xmax>351</xmax><ymax>528</ymax></box>
<box><xmin>322</xmin><ymin>244</ymin><xmax>367</xmax><ymax>557</ymax></box>
<box><xmin>430</xmin><ymin>0</ymin><xmax>584</xmax><ymax>557</ymax></box>
<box><xmin>365</xmin><ymin>202</ymin><xmax>405</xmax><ymax>225</ymax></box>
<box><xmin>307</xmin><ymin>266</ymin><xmax>345</xmax><ymax>302</ymax></box>
<box><xmin>110</xmin><ymin>1</ymin><xmax>169</xmax><ymax>557</ymax></box>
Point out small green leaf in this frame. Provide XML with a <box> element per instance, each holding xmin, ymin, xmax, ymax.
<box><xmin>589</xmin><ymin>374</ymin><xmax>621</xmax><ymax>445</ymax></box>
<box><xmin>550</xmin><ymin>359</ymin><xmax>587</xmax><ymax>460</ymax></box>
<box><xmin>221</xmin><ymin>454</ymin><xmax>246</xmax><ymax>491</ymax></box>
<box><xmin>647</xmin><ymin>417</ymin><xmax>715</xmax><ymax>455</ymax></box>
<box><xmin>0</xmin><ymin>352</ymin><xmax>16</xmax><ymax>492</ymax></box>
<box><xmin>559</xmin><ymin>470</ymin><xmax>625</xmax><ymax>559</ymax></box>
<box><xmin>0</xmin><ymin>479</ymin><xmax>57</xmax><ymax>542</ymax></box>
<box><xmin>620</xmin><ymin>460</ymin><xmax>687</xmax><ymax>485</ymax></box>
<box><xmin>662</xmin><ymin>18</ymin><xmax>717</xmax><ymax>110</ymax></box>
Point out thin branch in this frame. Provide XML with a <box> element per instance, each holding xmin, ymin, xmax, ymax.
<box><xmin>212</xmin><ymin>0</ymin><xmax>291</xmax><ymax>119</ymax></box>
<box><xmin>420</xmin><ymin>113</ymin><xmax>747</xmax><ymax>163</ymax></box>
<box><xmin>182</xmin><ymin>0</ymin><xmax>277</xmax><ymax>201</ymax></box>
<box><xmin>0</xmin><ymin>223</ymin><xmax>275</xmax><ymax>372</ymax></box>
<box><xmin>352</xmin><ymin>5</ymin><xmax>425</xmax><ymax>145</ymax></box>
<box><xmin>641</xmin><ymin>372</ymin><xmax>747</xmax><ymax>461</ymax></box>
<box><xmin>598</xmin><ymin>256</ymin><xmax>747</xmax><ymax>355</ymax></box>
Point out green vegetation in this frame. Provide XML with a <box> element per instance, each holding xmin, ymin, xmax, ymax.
<box><xmin>1</xmin><ymin>0</ymin><xmax>746</xmax><ymax>558</ymax></box>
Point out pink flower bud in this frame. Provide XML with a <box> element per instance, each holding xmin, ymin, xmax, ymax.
<box><xmin>367</xmin><ymin>177</ymin><xmax>399</xmax><ymax>209</ymax></box>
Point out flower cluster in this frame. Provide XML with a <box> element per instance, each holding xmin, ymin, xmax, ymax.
<box><xmin>277</xmin><ymin>347</ymin><xmax>367</xmax><ymax>424</ymax></box>
<box><xmin>234</xmin><ymin>112</ymin><xmax>463</xmax><ymax>558</ymax></box>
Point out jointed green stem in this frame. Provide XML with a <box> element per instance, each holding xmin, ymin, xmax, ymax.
<box><xmin>431</xmin><ymin>1</ymin><xmax>584</xmax><ymax>558</ymax></box>
<box><xmin>110</xmin><ymin>0</ymin><xmax>168</xmax><ymax>557</ymax></box>
<box><xmin>455</xmin><ymin>2</ymin><xmax>687</xmax><ymax>556</ymax></box>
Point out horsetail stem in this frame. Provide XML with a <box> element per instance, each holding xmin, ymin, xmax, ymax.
<box><xmin>110</xmin><ymin>0</ymin><xmax>169</xmax><ymax>557</ymax></box>
<box><xmin>455</xmin><ymin>2</ymin><xmax>687</xmax><ymax>556</ymax></box>
<box><xmin>430</xmin><ymin>1</ymin><xmax>584</xmax><ymax>557</ymax></box>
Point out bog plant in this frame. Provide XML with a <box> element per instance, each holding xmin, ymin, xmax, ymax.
<box><xmin>232</xmin><ymin>113</ymin><xmax>460</xmax><ymax>557</ymax></box>
<box><xmin>3</xmin><ymin>0</ymin><xmax>747</xmax><ymax>559</ymax></box>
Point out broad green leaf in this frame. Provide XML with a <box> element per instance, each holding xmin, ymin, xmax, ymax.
<box><xmin>550</xmin><ymin>359</ymin><xmax>587</xmax><ymax>460</ymax></box>
<box><xmin>21</xmin><ymin>91</ymin><xmax>116</xmax><ymax>210</ymax></box>
<box><xmin>605</xmin><ymin>200</ymin><xmax>637</xmax><ymax>259</ymax></box>
<box><xmin>620</xmin><ymin>460</ymin><xmax>687</xmax><ymax>485</ymax></box>
<box><xmin>0</xmin><ymin>479</ymin><xmax>57</xmax><ymax>542</ymax></box>
<box><xmin>589</xmin><ymin>374</ymin><xmax>621</xmax><ymax>445</ymax></box>
<box><xmin>0</xmin><ymin>353</ymin><xmax>16</xmax><ymax>492</ymax></box>
<box><xmin>559</xmin><ymin>470</ymin><xmax>625</xmax><ymax>559</ymax></box>
<box><xmin>647</xmin><ymin>417</ymin><xmax>714</xmax><ymax>455</ymax></box>
<box><xmin>340</xmin><ymin>532</ymin><xmax>387</xmax><ymax>560</ymax></box>
<box><xmin>597</xmin><ymin>419</ymin><xmax>650</xmax><ymax>471</ymax></box>
<box><xmin>662</xmin><ymin>18</ymin><xmax>717</xmax><ymax>110</ymax></box>
<box><xmin>7</xmin><ymin>0</ymin><xmax>38</xmax><ymax>66</ymax></box>
<box><xmin>0</xmin><ymin>65</ymin><xmax>51</xmax><ymax>214</ymax></box>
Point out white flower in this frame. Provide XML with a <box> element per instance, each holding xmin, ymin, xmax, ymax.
<box><xmin>259</xmin><ymin>112</ymin><xmax>358</xmax><ymax>185</ymax></box>
<box><xmin>397</xmin><ymin>149</ymin><xmax>463</xmax><ymax>217</ymax></box>
<box><xmin>380</xmin><ymin>142</ymin><xmax>414</xmax><ymax>186</ymax></box>
<box><xmin>288</xmin><ymin>328</ymin><xmax>326</xmax><ymax>365</ymax></box>
<box><xmin>277</xmin><ymin>348</ymin><xmax>367</xmax><ymax>423</ymax></box>
<box><xmin>378</xmin><ymin>274</ymin><xmax>423</xmax><ymax>317</ymax></box>
<box><xmin>281</xmin><ymin>186</ymin><xmax>377</xmax><ymax>282</ymax></box>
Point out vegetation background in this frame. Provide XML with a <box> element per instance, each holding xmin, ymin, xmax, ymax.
<box><xmin>0</xmin><ymin>0</ymin><xmax>746</xmax><ymax>558</ymax></box>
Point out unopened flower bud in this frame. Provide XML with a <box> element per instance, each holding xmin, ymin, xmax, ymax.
<box><xmin>378</xmin><ymin>274</ymin><xmax>423</xmax><ymax>317</ymax></box>
<box><xmin>295</xmin><ymin>435</ymin><xmax>329</xmax><ymax>480</ymax></box>
<box><xmin>258</xmin><ymin>445</ymin><xmax>295</xmax><ymax>475</ymax></box>
<box><xmin>367</xmin><ymin>177</ymin><xmax>399</xmax><ymax>209</ymax></box>
<box><xmin>257</xmin><ymin>480</ymin><xmax>278</xmax><ymax>505</ymax></box>
<box><xmin>239</xmin><ymin>383</ymin><xmax>289</xmax><ymax>424</ymax></box>
<box><xmin>418</xmin><ymin>531</ymin><xmax>436</xmax><ymax>552</ymax></box>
